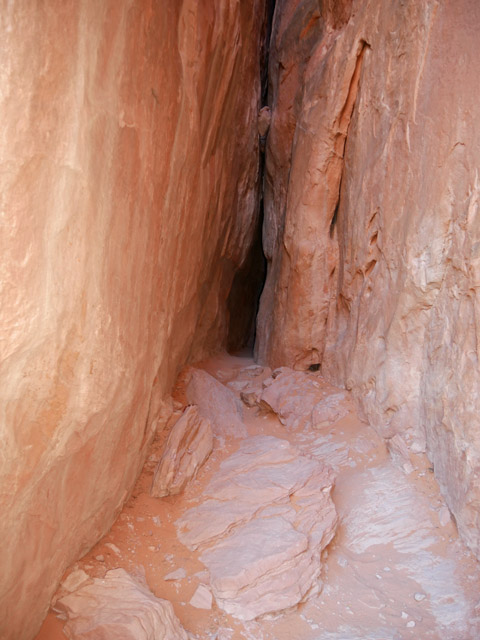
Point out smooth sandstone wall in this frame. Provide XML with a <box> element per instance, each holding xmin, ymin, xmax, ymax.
<box><xmin>256</xmin><ymin>0</ymin><xmax>480</xmax><ymax>557</ymax></box>
<box><xmin>0</xmin><ymin>2</ymin><xmax>264</xmax><ymax>637</ymax></box>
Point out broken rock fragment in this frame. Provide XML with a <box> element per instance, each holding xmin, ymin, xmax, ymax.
<box><xmin>189</xmin><ymin>584</ymin><xmax>213</xmax><ymax>610</ymax></box>
<box><xmin>260</xmin><ymin>368</ymin><xmax>348</xmax><ymax>429</ymax></box>
<box><xmin>151</xmin><ymin>405</ymin><xmax>213</xmax><ymax>497</ymax></box>
<box><xmin>55</xmin><ymin>568</ymin><xmax>188</xmax><ymax>640</ymax></box>
<box><xmin>239</xmin><ymin>390</ymin><xmax>260</xmax><ymax>407</ymax></box>
<box><xmin>200</xmin><ymin>516</ymin><xmax>320</xmax><ymax>620</ymax></box>
<box><xmin>186</xmin><ymin>368</ymin><xmax>247</xmax><ymax>438</ymax></box>
<box><xmin>386</xmin><ymin>434</ymin><xmax>415</xmax><ymax>475</ymax></box>
<box><xmin>164</xmin><ymin>568</ymin><xmax>186</xmax><ymax>581</ymax></box>
<box><xmin>223</xmin><ymin>364</ymin><xmax>271</xmax><ymax>408</ymax></box>
<box><xmin>60</xmin><ymin>570</ymin><xmax>92</xmax><ymax>594</ymax></box>
<box><xmin>176</xmin><ymin>435</ymin><xmax>337</xmax><ymax>620</ymax></box>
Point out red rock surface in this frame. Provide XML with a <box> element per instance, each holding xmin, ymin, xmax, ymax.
<box><xmin>255</xmin><ymin>0</ymin><xmax>480</xmax><ymax>559</ymax></box>
<box><xmin>0</xmin><ymin>2</ymin><xmax>265</xmax><ymax>638</ymax></box>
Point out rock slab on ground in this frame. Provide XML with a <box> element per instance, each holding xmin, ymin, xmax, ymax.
<box><xmin>259</xmin><ymin>368</ymin><xmax>348</xmax><ymax>430</ymax></box>
<box><xmin>176</xmin><ymin>435</ymin><xmax>337</xmax><ymax>620</ymax></box>
<box><xmin>151</xmin><ymin>405</ymin><xmax>213</xmax><ymax>497</ymax></box>
<box><xmin>54</xmin><ymin>568</ymin><xmax>188</xmax><ymax>640</ymax></box>
<box><xmin>185</xmin><ymin>368</ymin><xmax>247</xmax><ymax>439</ymax></box>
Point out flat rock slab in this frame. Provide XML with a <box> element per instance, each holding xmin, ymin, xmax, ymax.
<box><xmin>200</xmin><ymin>517</ymin><xmax>320</xmax><ymax>620</ymax></box>
<box><xmin>151</xmin><ymin>405</ymin><xmax>213</xmax><ymax>497</ymax></box>
<box><xmin>176</xmin><ymin>435</ymin><xmax>337</xmax><ymax>620</ymax></box>
<box><xmin>259</xmin><ymin>369</ymin><xmax>348</xmax><ymax>430</ymax></box>
<box><xmin>54</xmin><ymin>568</ymin><xmax>188</xmax><ymax>640</ymax></box>
<box><xmin>186</xmin><ymin>368</ymin><xmax>247</xmax><ymax>439</ymax></box>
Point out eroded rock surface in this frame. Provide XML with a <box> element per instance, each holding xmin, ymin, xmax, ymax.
<box><xmin>151</xmin><ymin>405</ymin><xmax>213</xmax><ymax>498</ymax></box>
<box><xmin>176</xmin><ymin>435</ymin><xmax>337</xmax><ymax>620</ymax></box>
<box><xmin>55</xmin><ymin>568</ymin><xmax>188</xmax><ymax>640</ymax></box>
<box><xmin>186</xmin><ymin>368</ymin><xmax>247</xmax><ymax>439</ymax></box>
<box><xmin>255</xmin><ymin>0</ymin><xmax>480</xmax><ymax>558</ymax></box>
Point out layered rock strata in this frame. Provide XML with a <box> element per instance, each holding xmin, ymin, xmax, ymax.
<box><xmin>176</xmin><ymin>435</ymin><xmax>337</xmax><ymax>619</ymax></box>
<box><xmin>54</xmin><ymin>568</ymin><xmax>188</xmax><ymax>640</ymax></box>
<box><xmin>255</xmin><ymin>0</ymin><xmax>480</xmax><ymax>557</ymax></box>
<box><xmin>0</xmin><ymin>2</ymin><xmax>266</xmax><ymax>637</ymax></box>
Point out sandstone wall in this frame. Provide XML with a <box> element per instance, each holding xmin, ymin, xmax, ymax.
<box><xmin>0</xmin><ymin>2</ymin><xmax>264</xmax><ymax>637</ymax></box>
<box><xmin>256</xmin><ymin>0</ymin><xmax>480</xmax><ymax>557</ymax></box>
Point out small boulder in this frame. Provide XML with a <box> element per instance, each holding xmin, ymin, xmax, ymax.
<box><xmin>55</xmin><ymin>568</ymin><xmax>189</xmax><ymax>640</ymax></box>
<box><xmin>186</xmin><ymin>368</ymin><xmax>247</xmax><ymax>438</ymax></box>
<box><xmin>260</xmin><ymin>368</ymin><xmax>348</xmax><ymax>430</ymax></box>
<box><xmin>151</xmin><ymin>405</ymin><xmax>213</xmax><ymax>497</ymax></box>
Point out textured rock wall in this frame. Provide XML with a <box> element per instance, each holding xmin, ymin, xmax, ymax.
<box><xmin>256</xmin><ymin>0</ymin><xmax>480</xmax><ymax>557</ymax></box>
<box><xmin>0</xmin><ymin>1</ymin><xmax>264</xmax><ymax>637</ymax></box>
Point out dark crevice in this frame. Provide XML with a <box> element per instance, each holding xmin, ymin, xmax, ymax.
<box><xmin>329</xmin><ymin>173</ymin><xmax>343</xmax><ymax>237</ymax></box>
<box><xmin>226</xmin><ymin>203</ymin><xmax>267</xmax><ymax>352</ymax></box>
<box><xmin>261</xmin><ymin>0</ymin><xmax>277</xmax><ymax>106</ymax></box>
<box><xmin>226</xmin><ymin>0</ymin><xmax>275</xmax><ymax>353</ymax></box>
<box><xmin>365</xmin><ymin>259</ymin><xmax>377</xmax><ymax>277</ymax></box>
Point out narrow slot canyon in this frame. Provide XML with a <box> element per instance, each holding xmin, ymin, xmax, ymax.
<box><xmin>2</xmin><ymin>1</ymin><xmax>480</xmax><ymax>639</ymax></box>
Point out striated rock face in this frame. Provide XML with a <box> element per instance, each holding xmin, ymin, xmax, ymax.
<box><xmin>176</xmin><ymin>435</ymin><xmax>337</xmax><ymax>620</ymax></box>
<box><xmin>256</xmin><ymin>0</ymin><xmax>480</xmax><ymax>557</ymax></box>
<box><xmin>0</xmin><ymin>2</ymin><xmax>266</xmax><ymax>637</ymax></box>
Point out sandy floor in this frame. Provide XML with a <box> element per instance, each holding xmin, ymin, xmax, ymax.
<box><xmin>36</xmin><ymin>352</ymin><xmax>480</xmax><ymax>640</ymax></box>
